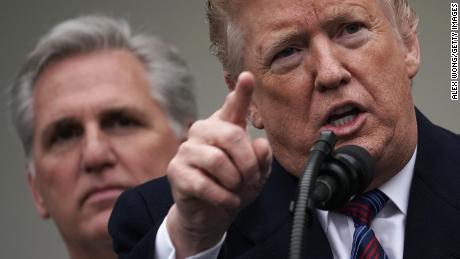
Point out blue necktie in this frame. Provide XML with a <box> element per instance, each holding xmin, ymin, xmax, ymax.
<box><xmin>338</xmin><ymin>190</ymin><xmax>389</xmax><ymax>259</ymax></box>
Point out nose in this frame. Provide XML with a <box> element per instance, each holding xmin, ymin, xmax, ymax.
<box><xmin>311</xmin><ymin>38</ymin><xmax>351</xmax><ymax>92</ymax></box>
<box><xmin>81</xmin><ymin>125</ymin><xmax>116</xmax><ymax>173</ymax></box>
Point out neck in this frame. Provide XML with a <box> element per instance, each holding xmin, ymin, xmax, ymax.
<box><xmin>369</xmin><ymin>112</ymin><xmax>418</xmax><ymax>191</ymax></box>
<box><xmin>67</xmin><ymin>240</ymin><xmax>116</xmax><ymax>259</ymax></box>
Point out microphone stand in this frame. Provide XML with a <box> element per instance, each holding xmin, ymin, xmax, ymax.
<box><xmin>288</xmin><ymin>131</ymin><xmax>336</xmax><ymax>259</ymax></box>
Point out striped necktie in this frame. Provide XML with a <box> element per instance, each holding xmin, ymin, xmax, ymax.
<box><xmin>337</xmin><ymin>190</ymin><xmax>389</xmax><ymax>259</ymax></box>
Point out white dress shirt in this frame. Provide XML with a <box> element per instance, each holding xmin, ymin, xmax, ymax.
<box><xmin>155</xmin><ymin>148</ymin><xmax>417</xmax><ymax>259</ymax></box>
<box><xmin>316</xmin><ymin>148</ymin><xmax>416</xmax><ymax>259</ymax></box>
<box><xmin>155</xmin><ymin>216</ymin><xmax>225</xmax><ymax>259</ymax></box>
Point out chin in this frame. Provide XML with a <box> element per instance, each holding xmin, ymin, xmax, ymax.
<box><xmin>81</xmin><ymin>209</ymin><xmax>113</xmax><ymax>242</ymax></box>
<box><xmin>335</xmin><ymin>134</ymin><xmax>381</xmax><ymax>158</ymax></box>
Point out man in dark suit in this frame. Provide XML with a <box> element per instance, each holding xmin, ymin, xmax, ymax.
<box><xmin>109</xmin><ymin>0</ymin><xmax>460</xmax><ymax>258</ymax></box>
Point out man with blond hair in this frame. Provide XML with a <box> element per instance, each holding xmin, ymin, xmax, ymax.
<box><xmin>109</xmin><ymin>1</ymin><xmax>460</xmax><ymax>258</ymax></box>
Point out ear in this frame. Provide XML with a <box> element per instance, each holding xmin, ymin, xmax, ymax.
<box><xmin>27</xmin><ymin>166</ymin><xmax>50</xmax><ymax>219</ymax></box>
<box><xmin>403</xmin><ymin>31</ymin><xmax>421</xmax><ymax>79</ymax></box>
<box><xmin>224</xmin><ymin>71</ymin><xmax>236</xmax><ymax>91</ymax></box>
<box><xmin>179</xmin><ymin>119</ymin><xmax>195</xmax><ymax>143</ymax></box>
<box><xmin>248</xmin><ymin>101</ymin><xmax>264</xmax><ymax>129</ymax></box>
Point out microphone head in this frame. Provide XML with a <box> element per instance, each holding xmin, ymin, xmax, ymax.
<box><xmin>313</xmin><ymin>145</ymin><xmax>375</xmax><ymax>210</ymax></box>
<box><xmin>334</xmin><ymin>145</ymin><xmax>374</xmax><ymax>193</ymax></box>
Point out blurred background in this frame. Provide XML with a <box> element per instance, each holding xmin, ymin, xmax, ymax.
<box><xmin>0</xmin><ymin>1</ymin><xmax>458</xmax><ymax>258</ymax></box>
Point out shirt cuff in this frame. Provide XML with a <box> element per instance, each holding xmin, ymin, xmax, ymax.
<box><xmin>154</xmin><ymin>216</ymin><xmax>226</xmax><ymax>259</ymax></box>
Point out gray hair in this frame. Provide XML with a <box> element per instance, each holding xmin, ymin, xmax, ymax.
<box><xmin>206</xmin><ymin>0</ymin><xmax>419</xmax><ymax>82</ymax></box>
<box><xmin>8</xmin><ymin>15</ymin><xmax>197</xmax><ymax>158</ymax></box>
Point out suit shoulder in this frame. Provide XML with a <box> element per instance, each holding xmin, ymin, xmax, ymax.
<box><xmin>415</xmin><ymin>112</ymin><xmax>460</xmax><ymax>210</ymax></box>
<box><xmin>109</xmin><ymin>176</ymin><xmax>172</xmax><ymax>229</ymax></box>
<box><xmin>109</xmin><ymin>176</ymin><xmax>173</xmax><ymax>256</ymax></box>
<box><xmin>129</xmin><ymin>176</ymin><xmax>174</xmax><ymax>219</ymax></box>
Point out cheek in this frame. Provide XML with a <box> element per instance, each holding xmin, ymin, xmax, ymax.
<box><xmin>353</xmin><ymin>37</ymin><xmax>412</xmax><ymax>112</ymax></box>
<box><xmin>116</xmin><ymin>134</ymin><xmax>179</xmax><ymax>183</ymax></box>
<box><xmin>253</xmin><ymin>68</ymin><xmax>324</xmax><ymax>152</ymax></box>
<box><xmin>257</xmin><ymin>69</ymin><xmax>312</xmax><ymax>102</ymax></box>
<box><xmin>256</xmin><ymin>71</ymin><xmax>316</xmax><ymax>127</ymax></box>
<box><xmin>373</xmin><ymin>58</ymin><xmax>412</xmax><ymax>115</ymax></box>
<box><xmin>33</xmin><ymin>155</ymin><xmax>80</xmax><ymax>215</ymax></box>
<box><xmin>256</xmin><ymin>73</ymin><xmax>307</xmax><ymax>120</ymax></box>
<box><xmin>256</xmin><ymin>88</ymin><xmax>316</xmax><ymax>154</ymax></box>
<box><xmin>35</xmin><ymin>151</ymin><xmax>80</xmax><ymax>192</ymax></box>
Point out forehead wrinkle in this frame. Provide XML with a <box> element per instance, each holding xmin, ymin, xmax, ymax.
<box><xmin>249</xmin><ymin>4</ymin><xmax>315</xmax><ymax>58</ymax></box>
<box><xmin>250</xmin><ymin>0</ymin><xmax>377</xmax><ymax>46</ymax></box>
<box><xmin>240</xmin><ymin>0</ymin><xmax>315</xmax><ymax>34</ymax></box>
<box><xmin>375</xmin><ymin>0</ymin><xmax>397</xmax><ymax>27</ymax></box>
<box><xmin>316</xmin><ymin>2</ymin><xmax>374</xmax><ymax>25</ymax></box>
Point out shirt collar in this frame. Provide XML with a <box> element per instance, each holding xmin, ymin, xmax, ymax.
<box><xmin>378</xmin><ymin>146</ymin><xmax>417</xmax><ymax>215</ymax></box>
<box><xmin>317</xmin><ymin>146</ymin><xmax>417</xmax><ymax>229</ymax></box>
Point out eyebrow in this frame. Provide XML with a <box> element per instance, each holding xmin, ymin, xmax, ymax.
<box><xmin>259</xmin><ymin>30</ymin><xmax>309</xmax><ymax>59</ymax></box>
<box><xmin>40</xmin><ymin>106</ymin><xmax>149</xmax><ymax>144</ymax></box>
<box><xmin>320</xmin><ymin>8</ymin><xmax>369</xmax><ymax>29</ymax></box>
<box><xmin>321</xmin><ymin>12</ymin><xmax>354</xmax><ymax>28</ymax></box>
<box><xmin>258</xmin><ymin>6</ymin><xmax>370</xmax><ymax>56</ymax></box>
<box><xmin>99</xmin><ymin>106</ymin><xmax>148</xmax><ymax>121</ymax></box>
<box><xmin>320</xmin><ymin>4</ymin><xmax>371</xmax><ymax>27</ymax></box>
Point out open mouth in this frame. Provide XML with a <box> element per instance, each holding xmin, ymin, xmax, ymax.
<box><xmin>325</xmin><ymin>104</ymin><xmax>362</xmax><ymax>127</ymax></box>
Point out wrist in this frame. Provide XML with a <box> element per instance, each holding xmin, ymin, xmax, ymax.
<box><xmin>166</xmin><ymin>206</ymin><xmax>227</xmax><ymax>259</ymax></box>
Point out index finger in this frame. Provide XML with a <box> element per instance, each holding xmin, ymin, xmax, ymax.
<box><xmin>218</xmin><ymin>71</ymin><xmax>255</xmax><ymax>128</ymax></box>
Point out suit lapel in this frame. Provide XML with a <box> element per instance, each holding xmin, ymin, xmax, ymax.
<box><xmin>404</xmin><ymin>109</ymin><xmax>460</xmax><ymax>259</ymax></box>
<box><xmin>224</xmin><ymin>159</ymin><xmax>332</xmax><ymax>258</ymax></box>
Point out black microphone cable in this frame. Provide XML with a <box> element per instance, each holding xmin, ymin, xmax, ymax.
<box><xmin>288</xmin><ymin>131</ymin><xmax>336</xmax><ymax>259</ymax></box>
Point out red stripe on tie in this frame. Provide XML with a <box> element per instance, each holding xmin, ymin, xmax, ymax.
<box><xmin>349</xmin><ymin>202</ymin><xmax>370</xmax><ymax>212</ymax></box>
<box><xmin>342</xmin><ymin>204</ymin><xmax>373</xmax><ymax>224</ymax></box>
<box><xmin>366</xmin><ymin>238</ymin><xmax>378</xmax><ymax>259</ymax></box>
<box><xmin>360</xmin><ymin>237</ymin><xmax>376</xmax><ymax>259</ymax></box>
<box><xmin>345</xmin><ymin>208</ymin><xmax>370</xmax><ymax>225</ymax></box>
<box><xmin>337</xmin><ymin>190</ymin><xmax>389</xmax><ymax>259</ymax></box>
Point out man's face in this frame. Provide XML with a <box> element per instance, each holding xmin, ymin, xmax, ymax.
<box><xmin>238</xmin><ymin>0</ymin><xmax>420</xmax><ymax>185</ymax></box>
<box><xmin>29</xmin><ymin>49</ymin><xmax>180</xmax><ymax>246</ymax></box>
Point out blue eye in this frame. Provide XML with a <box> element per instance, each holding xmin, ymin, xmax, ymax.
<box><xmin>343</xmin><ymin>23</ymin><xmax>363</xmax><ymax>35</ymax></box>
<box><xmin>273</xmin><ymin>47</ymin><xmax>300</xmax><ymax>61</ymax></box>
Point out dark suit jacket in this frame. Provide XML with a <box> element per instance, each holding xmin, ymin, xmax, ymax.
<box><xmin>109</xmin><ymin>109</ymin><xmax>460</xmax><ymax>259</ymax></box>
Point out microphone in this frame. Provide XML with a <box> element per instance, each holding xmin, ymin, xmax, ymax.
<box><xmin>289</xmin><ymin>131</ymin><xmax>375</xmax><ymax>259</ymax></box>
<box><xmin>312</xmin><ymin>145</ymin><xmax>375</xmax><ymax>210</ymax></box>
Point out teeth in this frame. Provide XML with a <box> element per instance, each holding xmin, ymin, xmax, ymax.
<box><xmin>331</xmin><ymin>114</ymin><xmax>356</xmax><ymax>127</ymax></box>
<box><xmin>331</xmin><ymin>105</ymin><xmax>354</xmax><ymax>116</ymax></box>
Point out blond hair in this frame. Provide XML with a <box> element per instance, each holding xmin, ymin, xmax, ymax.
<box><xmin>206</xmin><ymin>0</ymin><xmax>418</xmax><ymax>81</ymax></box>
